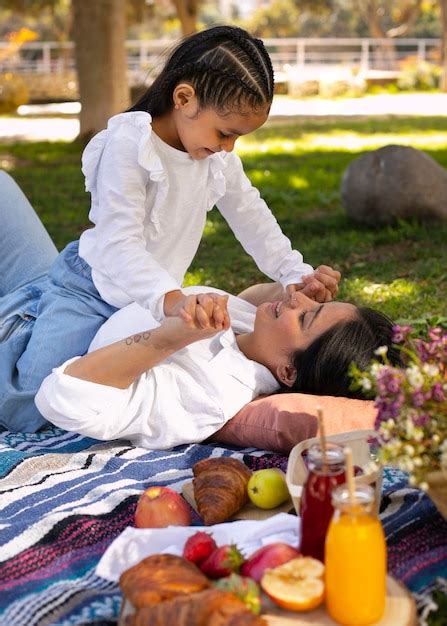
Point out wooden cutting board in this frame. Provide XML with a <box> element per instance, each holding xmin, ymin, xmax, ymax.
<box><xmin>119</xmin><ymin>576</ymin><xmax>416</xmax><ymax>626</ymax></box>
<box><xmin>262</xmin><ymin>576</ymin><xmax>416</xmax><ymax>625</ymax></box>
<box><xmin>182</xmin><ymin>480</ymin><xmax>295</xmax><ymax>522</ymax></box>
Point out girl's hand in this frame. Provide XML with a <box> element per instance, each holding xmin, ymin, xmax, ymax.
<box><xmin>164</xmin><ymin>291</ymin><xmax>230</xmax><ymax>329</ymax></box>
<box><xmin>287</xmin><ymin>265</ymin><xmax>341</xmax><ymax>303</ymax></box>
<box><xmin>159</xmin><ymin>293</ymin><xmax>230</xmax><ymax>348</ymax></box>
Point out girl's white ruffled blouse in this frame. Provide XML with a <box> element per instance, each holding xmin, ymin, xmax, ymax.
<box><xmin>35</xmin><ymin>287</ymin><xmax>280</xmax><ymax>450</ymax></box>
<box><xmin>78</xmin><ymin>112</ymin><xmax>313</xmax><ymax>321</ymax></box>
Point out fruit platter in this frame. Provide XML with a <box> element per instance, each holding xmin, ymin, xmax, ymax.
<box><xmin>101</xmin><ymin>452</ymin><xmax>417</xmax><ymax>626</ymax></box>
<box><xmin>115</xmin><ymin>523</ymin><xmax>416</xmax><ymax>626</ymax></box>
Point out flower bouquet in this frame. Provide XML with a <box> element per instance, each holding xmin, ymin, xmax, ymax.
<box><xmin>350</xmin><ymin>322</ymin><xmax>447</xmax><ymax>518</ymax></box>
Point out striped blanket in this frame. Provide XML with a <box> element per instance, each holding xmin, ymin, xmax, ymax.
<box><xmin>0</xmin><ymin>427</ymin><xmax>446</xmax><ymax>626</ymax></box>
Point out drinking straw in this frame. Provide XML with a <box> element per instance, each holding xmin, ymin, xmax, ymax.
<box><xmin>344</xmin><ymin>447</ymin><xmax>356</xmax><ymax>506</ymax></box>
<box><xmin>317</xmin><ymin>406</ymin><xmax>327</xmax><ymax>471</ymax></box>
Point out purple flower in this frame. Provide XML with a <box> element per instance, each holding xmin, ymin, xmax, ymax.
<box><xmin>432</xmin><ymin>383</ymin><xmax>445</xmax><ymax>402</ymax></box>
<box><xmin>428</xmin><ymin>327</ymin><xmax>442</xmax><ymax>341</ymax></box>
<box><xmin>412</xmin><ymin>391</ymin><xmax>425</xmax><ymax>408</ymax></box>
<box><xmin>413</xmin><ymin>414</ymin><xmax>430</xmax><ymax>428</ymax></box>
<box><xmin>392</xmin><ymin>324</ymin><xmax>412</xmax><ymax>344</ymax></box>
<box><xmin>386</xmin><ymin>376</ymin><xmax>402</xmax><ymax>394</ymax></box>
<box><xmin>415</xmin><ymin>340</ymin><xmax>430</xmax><ymax>363</ymax></box>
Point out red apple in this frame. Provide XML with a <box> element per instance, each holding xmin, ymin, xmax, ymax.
<box><xmin>134</xmin><ymin>486</ymin><xmax>192</xmax><ymax>528</ymax></box>
<box><xmin>241</xmin><ymin>543</ymin><xmax>301</xmax><ymax>582</ymax></box>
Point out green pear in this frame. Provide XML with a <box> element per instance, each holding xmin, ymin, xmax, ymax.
<box><xmin>247</xmin><ymin>468</ymin><xmax>290</xmax><ymax>509</ymax></box>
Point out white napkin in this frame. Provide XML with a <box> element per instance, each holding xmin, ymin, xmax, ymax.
<box><xmin>96</xmin><ymin>512</ymin><xmax>300</xmax><ymax>582</ymax></box>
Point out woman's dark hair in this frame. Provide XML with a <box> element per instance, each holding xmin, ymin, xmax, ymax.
<box><xmin>285</xmin><ymin>307</ymin><xmax>402</xmax><ymax>399</ymax></box>
<box><xmin>128</xmin><ymin>26</ymin><xmax>274</xmax><ymax>117</ymax></box>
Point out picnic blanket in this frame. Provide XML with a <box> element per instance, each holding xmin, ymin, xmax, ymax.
<box><xmin>0</xmin><ymin>427</ymin><xmax>446</xmax><ymax>626</ymax></box>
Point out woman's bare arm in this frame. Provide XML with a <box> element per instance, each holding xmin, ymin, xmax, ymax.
<box><xmin>237</xmin><ymin>282</ymin><xmax>286</xmax><ymax>306</ymax></box>
<box><xmin>65</xmin><ymin>294</ymin><xmax>229</xmax><ymax>389</ymax></box>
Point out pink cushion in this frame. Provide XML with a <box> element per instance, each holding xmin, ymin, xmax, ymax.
<box><xmin>210</xmin><ymin>394</ymin><xmax>377</xmax><ymax>453</ymax></box>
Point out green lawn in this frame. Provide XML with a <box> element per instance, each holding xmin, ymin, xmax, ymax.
<box><xmin>1</xmin><ymin>115</ymin><xmax>446</xmax><ymax>322</ymax></box>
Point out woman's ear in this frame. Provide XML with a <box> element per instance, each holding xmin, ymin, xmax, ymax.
<box><xmin>173</xmin><ymin>83</ymin><xmax>196</xmax><ymax>110</ymax></box>
<box><xmin>276</xmin><ymin>362</ymin><xmax>297</xmax><ymax>388</ymax></box>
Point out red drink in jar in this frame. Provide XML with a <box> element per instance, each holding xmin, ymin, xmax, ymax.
<box><xmin>299</xmin><ymin>443</ymin><xmax>346</xmax><ymax>562</ymax></box>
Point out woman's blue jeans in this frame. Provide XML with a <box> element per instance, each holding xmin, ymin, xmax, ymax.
<box><xmin>0</xmin><ymin>171</ymin><xmax>116</xmax><ymax>432</ymax></box>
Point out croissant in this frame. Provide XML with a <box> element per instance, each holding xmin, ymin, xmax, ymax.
<box><xmin>119</xmin><ymin>553</ymin><xmax>210</xmax><ymax>609</ymax></box>
<box><xmin>192</xmin><ymin>457</ymin><xmax>252</xmax><ymax>525</ymax></box>
<box><xmin>126</xmin><ymin>588</ymin><xmax>268</xmax><ymax>626</ymax></box>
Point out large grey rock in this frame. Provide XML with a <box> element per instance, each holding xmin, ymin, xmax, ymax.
<box><xmin>341</xmin><ymin>144</ymin><xmax>447</xmax><ymax>225</ymax></box>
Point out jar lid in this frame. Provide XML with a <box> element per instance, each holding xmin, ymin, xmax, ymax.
<box><xmin>307</xmin><ymin>442</ymin><xmax>345</xmax><ymax>465</ymax></box>
<box><xmin>332</xmin><ymin>483</ymin><xmax>375</xmax><ymax>507</ymax></box>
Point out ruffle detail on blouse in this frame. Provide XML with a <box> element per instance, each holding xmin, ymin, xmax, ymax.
<box><xmin>206</xmin><ymin>151</ymin><xmax>228</xmax><ymax>209</ymax></box>
<box><xmin>81</xmin><ymin>128</ymin><xmax>108</xmax><ymax>193</ymax></box>
<box><xmin>81</xmin><ymin>111</ymin><xmax>167</xmax><ymax>232</ymax></box>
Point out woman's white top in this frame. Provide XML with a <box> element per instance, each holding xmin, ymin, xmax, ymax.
<box><xmin>78</xmin><ymin>111</ymin><xmax>313</xmax><ymax>320</ymax></box>
<box><xmin>35</xmin><ymin>287</ymin><xmax>279</xmax><ymax>450</ymax></box>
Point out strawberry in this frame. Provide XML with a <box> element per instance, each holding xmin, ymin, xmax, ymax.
<box><xmin>199</xmin><ymin>544</ymin><xmax>245</xmax><ymax>579</ymax></box>
<box><xmin>214</xmin><ymin>573</ymin><xmax>262</xmax><ymax>614</ymax></box>
<box><xmin>183</xmin><ymin>531</ymin><xmax>217</xmax><ymax>565</ymax></box>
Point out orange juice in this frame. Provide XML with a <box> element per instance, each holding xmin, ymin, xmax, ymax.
<box><xmin>325</xmin><ymin>484</ymin><xmax>386</xmax><ymax>625</ymax></box>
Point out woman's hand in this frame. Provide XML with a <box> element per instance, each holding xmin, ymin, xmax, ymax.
<box><xmin>164</xmin><ymin>290</ymin><xmax>230</xmax><ymax>328</ymax></box>
<box><xmin>158</xmin><ymin>293</ymin><xmax>230</xmax><ymax>349</ymax></box>
<box><xmin>287</xmin><ymin>265</ymin><xmax>341</xmax><ymax>303</ymax></box>
<box><xmin>64</xmin><ymin>293</ymin><xmax>230</xmax><ymax>390</ymax></box>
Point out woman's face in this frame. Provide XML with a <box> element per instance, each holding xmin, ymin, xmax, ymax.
<box><xmin>252</xmin><ymin>292</ymin><xmax>358</xmax><ymax>382</ymax></box>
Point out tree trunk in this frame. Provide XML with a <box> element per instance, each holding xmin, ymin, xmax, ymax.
<box><xmin>171</xmin><ymin>0</ymin><xmax>198</xmax><ymax>36</ymax></box>
<box><xmin>359</xmin><ymin>0</ymin><xmax>396</xmax><ymax>69</ymax></box>
<box><xmin>72</xmin><ymin>0</ymin><xmax>130</xmax><ymax>142</ymax></box>
<box><xmin>440</xmin><ymin>0</ymin><xmax>447</xmax><ymax>91</ymax></box>
<box><xmin>358</xmin><ymin>1</ymin><xmax>422</xmax><ymax>70</ymax></box>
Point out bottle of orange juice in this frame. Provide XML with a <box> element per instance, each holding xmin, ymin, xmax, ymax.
<box><xmin>325</xmin><ymin>483</ymin><xmax>387</xmax><ymax>625</ymax></box>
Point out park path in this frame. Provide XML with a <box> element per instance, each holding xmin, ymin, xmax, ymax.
<box><xmin>1</xmin><ymin>93</ymin><xmax>447</xmax><ymax>142</ymax></box>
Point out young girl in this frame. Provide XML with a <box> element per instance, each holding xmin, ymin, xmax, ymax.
<box><xmin>1</xmin><ymin>25</ymin><xmax>340</xmax><ymax>432</ymax></box>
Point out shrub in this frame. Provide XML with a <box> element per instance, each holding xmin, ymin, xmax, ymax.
<box><xmin>0</xmin><ymin>73</ymin><xmax>29</xmax><ymax>113</ymax></box>
<box><xmin>397</xmin><ymin>58</ymin><xmax>442</xmax><ymax>91</ymax></box>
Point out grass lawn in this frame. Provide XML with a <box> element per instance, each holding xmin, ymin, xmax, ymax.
<box><xmin>1</xmin><ymin>115</ymin><xmax>446</xmax><ymax>323</ymax></box>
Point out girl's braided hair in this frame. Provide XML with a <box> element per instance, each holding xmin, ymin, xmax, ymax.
<box><xmin>128</xmin><ymin>26</ymin><xmax>274</xmax><ymax>116</ymax></box>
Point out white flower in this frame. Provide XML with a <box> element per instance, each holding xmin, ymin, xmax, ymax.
<box><xmin>422</xmin><ymin>363</ymin><xmax>439</xmax><ymax>377</ymax></box>
<box><xmin>371</xmin><ymin>363</ymin><xmax>386</xmax><ymax>377</ymax></box>
<box><xmin>361</xmin><ymin>377</ymin><xmax>372</xmax><ymax>391</ymax></box>
<box><xmin>374</xmin><ymin>346</ymin><xmax>388</xmax><ymax>357</ymax></box>
<box><xmin>404</xmin><ymin>444</ymin><xmax>415</xmax><ymax>456</ymax></box>
<box><xmin>406</xmin><ymin>364</ymin><xmax>424</xmax><ymax>389</ymax></box>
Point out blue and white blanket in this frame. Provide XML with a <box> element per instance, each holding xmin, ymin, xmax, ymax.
<box><xmin>0</xmin><ymin>427</ymin><xmax>445</xmax><ymax>626</ymax></box>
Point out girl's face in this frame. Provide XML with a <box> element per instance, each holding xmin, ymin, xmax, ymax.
<box><xmin>172</xmin><ymin>93</ymin><xmax>269</xmax><ymax>160</ymax></box>
<box><xmin>252</xmin><ymin>292</ymin><xmax>357</xmax><ymax>384</ymax></box>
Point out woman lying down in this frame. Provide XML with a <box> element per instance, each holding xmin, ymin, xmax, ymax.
<box><xmin>36</xmin><ymin>283</ymin><xmax>400</xmax><ymax>449</ymax></box>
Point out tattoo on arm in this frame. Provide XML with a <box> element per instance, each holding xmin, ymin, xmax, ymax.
<box><xmin>125</xmin><ymin>331</ymin><xmax>152</xmax><ymax>346</ymax></box>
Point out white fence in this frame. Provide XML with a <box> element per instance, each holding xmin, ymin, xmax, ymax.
<box><xmin>0</xmin><ymin>37</ymin><xmax>442</xmax><ymax>83</ymax></box>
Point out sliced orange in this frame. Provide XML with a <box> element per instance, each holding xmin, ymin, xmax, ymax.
<box><xmin>260</xmin><ymin>557</ymin><xmax>324</xmax><ymax>612</ymax></box>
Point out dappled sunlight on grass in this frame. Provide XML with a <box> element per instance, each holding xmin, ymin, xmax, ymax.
<box><xmin>238</xmin><ymin>138</ymin><xmax>300</xmax><ymax>156</ymax></box>
<box><xmin>297</xmin><ymin>132</ymin><xmax>447</xmax><ymax>152</ymax></box>
<box><xmin>249</xmin><ymin>169</ymin><xmax>309</xmax><ymax>189</ymax></box>
<box><xmin>239</xmin><ymin>129</ymin><xmax>447</xmax><ymax>156</ymax></box>
<box><xmin>203</xmin><ymin>219</ymin><xmax>219</xmax><ymax>237</ymax></box>
<box><xmin>289</xmin><ymin>174</ymin><xmax>310</xmax><ymax>189</ymax></box>
<box><xmin>341</xmin><ymin>277</ymin><xmax>423</xmax><ymax>319</ymax></box>
<box><xmin>184</xmin><ymin>269</ymin><xmax>208</xmax><ymax>286</ymax></box>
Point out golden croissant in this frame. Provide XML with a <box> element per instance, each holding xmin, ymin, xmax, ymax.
<box><xmin>126</xmin><ymin>588</ymin><xmax>267</xmax><ymax>626</ymax></box>
<box><xmin>192</xmin><ymin>457</ymin><xmax>252</xmax><ymax>525</ymax></box>
<box><xmin>119</xmin><ymin>553</ymin><xmax>210</xmax><ymax>609</ymax></box>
